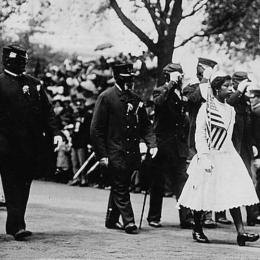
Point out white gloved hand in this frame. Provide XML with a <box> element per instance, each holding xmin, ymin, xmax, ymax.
<box><xmin>170</xmin><ymin>71</ymin><xmax>182</xmax><ymax>84</ymax></box>
<box><xmin>203</xmin><ymin>67</ymin><xmax>213</xmax><ymax>80</ymax></box>
<box><xmin>149</xmin><ymin>147</ymin><xmax>158</xmax><ymax>159</ymax></box>
<box><xmin>199</xmin><ymin>155</ymin><xmax>213</xmax><ymax>173</ymax></box>
<box><xmin>237</xmin><ymin>79</ymin><xmax>249</xmax><ymax>93</ymax></box>
<box><xmin>253</xmin><ymin>145</ymin><xmax>258</xmax><ymax>158</ymax></box>
<box><xmin>54</xmin><ymin>135</ymin><xmax>63</xmax><ymax>152</ymax></box>
<box><xmin>99</xmin><ymin>157</ymin><xmax>109</xmax><ymax>168</ymax></box>
<box><xmin>253</xmin><ymin>158</ymin><xmax>260</xmax><ymax>169</ymax></box>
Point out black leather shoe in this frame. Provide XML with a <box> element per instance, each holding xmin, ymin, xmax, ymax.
<box><xmin>203</xmin><ymin>219</ymin><xmax>217</xmax><ymax>228</ymax></box>
<box><xmin>216</xmin><ymin>217</ymin><xmax>232</xmax><ymax>225</ymax></box>
<box><xmin>180</xmin><ymin>220</ymin><xmax>195</xmax><ymax>229</ymax></box>
<box><xmin>148</xmin><ymin>221</ymin><xmax>162</xmax><ymax>228</ymax></box>
<box><xmin>14</xmin><ymin>229</ymin><xmax>32</xmax><ymax>241</ymax></box>
<box><xmin>237</xmin><ymin>233</ymin><xmax>259</xmax><ymax>246</ymax></box>
<box><xmin>105</xmin><ymin>222</ymin><xmax>124</xmax><ymax>230</ymax></box>
<box><xmin>125</xmin><ymin>223</ymin><xmax>138</xmax><ymax>234</ymax></box>
<box><xmin>192</xmin><ymin>230</ymin><xmax>210</xmax><ymax>243</ymax></box>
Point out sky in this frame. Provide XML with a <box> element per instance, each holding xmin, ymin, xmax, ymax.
<box><xmin>2</xmin><ymin>0</ymin><xmax>260</xmax><ymax>81</ymax></box>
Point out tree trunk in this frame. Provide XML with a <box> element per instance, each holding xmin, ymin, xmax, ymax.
<box><xmin>156</xmin><ymin>39</ymin><xmax>175</xmax><ymax>86</ymax></box>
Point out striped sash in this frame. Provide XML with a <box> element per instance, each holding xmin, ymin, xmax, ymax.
<box><xmin>206</xmin><ymin>96</ymin><xmax>227</xmax><ymax>150</ymax></box>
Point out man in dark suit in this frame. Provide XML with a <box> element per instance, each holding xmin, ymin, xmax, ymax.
<box><xmin>146</xmin><ymin>63</ymin><xmax>193</xmax><ymax>228</ymax></box>
<box><xmin>90</xmin><ymin>63</ymin><xmax>157</xmax><ymax>234</ymax></box>
<box><xmin>0</xmin><ymin>45</ymin><xmax>62</xmax><ymax>240</ymax></box>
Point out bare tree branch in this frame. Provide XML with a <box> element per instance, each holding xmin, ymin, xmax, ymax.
<box><xmin>110</xmin><ymin>0</ymin><xmax>157</xmax><ymax>54</ymax></box>
<box><xmin>142</xmin><ymin>0</ymin><xmax>160</xmax><ymax>33</ymax></box>
<box><xmin>169</xmin><ymin>0</ymin><xmax>182</xmax><ymax>34</ymax></box>
<box><xmin>182</xmin><ymin>0</ymin><xmax>207</xmax><ymax>19</ymax></box>
<box><xmin>174</xmin><ymin>32</ymin><xmax>206</xmax><ymax>48</ymax></box>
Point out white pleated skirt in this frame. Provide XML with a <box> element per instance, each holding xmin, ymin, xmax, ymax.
<box><xmin>177</xmin><ymin>149</ymin><xmax>259</xmax><ymax>212</ymax></box>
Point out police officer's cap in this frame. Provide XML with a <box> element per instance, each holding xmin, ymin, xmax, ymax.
<box><xmin>232</xmin><ymin>71</ymin><xmax>248</xmax><ymax>85</ymax></box>
<box><xmin>198</xmin><ymin>57</ymin><xmax>217</xmax><ymax>68</ymax></box>
<box><xmin>163</xmin><ymin>63</ymin><xmax>183</xmax><ymax>74</ymax></box>
<box><xmin>112</xmin><ymin>63</ymin><xmax>135</xmax><ymax>77</ymax></box>
<box><xmin>3</xmin><ymin>45</ymin><xmax>28</xmax><ymax>60</ymax></box>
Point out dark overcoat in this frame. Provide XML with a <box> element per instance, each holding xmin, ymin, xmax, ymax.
<box><xmin>182</xmin><ymin>83</ymin><xmax>205</xmax><ymax>152</ymax></box>
<box><xmin>0</xmin><ymin>72</ymin><xmax>59</xmax><ymax>177</ymax></box>
<box><xmin>90</xmin><ymin>85</ymin><xmax>156</xmax><ymax>171</ymax></box>
<box><xmin>153</xmin><ymin>82</ymin><xmax>189</xmax><ymax>160</ymax></box>
<box><xmin>227</xmin><ymin>91</ymin><xmax>255</xmax><ymax>173</ymax></box>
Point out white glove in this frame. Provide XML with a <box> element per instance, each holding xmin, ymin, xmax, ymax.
<box><xmin>253</xmin><ymin>158</ymin><xmax>260</xmax><ymax>169</ymax></box>
<box><xmin>237</xmin><ymin>79</ymin><xmax>249</xmax><ymax>93</ymax></box>
<box><xmin>170</xmin><ymin>71</ymin><xmax>182</xmax><ymax>84</ymax></box>
<box><xmin>253</xmin><ymin>145</ymin><xmax>258</xmax><ymax>158</ymax></box>
<box><xmin>203</xmin><ymin>67</ymin><xmax>213</xmax><ymax>80</ymax></box>
<box><xmin>54</xmin><ymin>135</ymin><xmax>63</xmax><ymax>152</ymax></box>
<box><xmin>99</xmin><ymin>157</ymin><xmax>109</xmax><ymax>168</ymax></box>
<box><xmin>149</xmin><ymin>147</ymin><xmax>158</xmax><ymax>158</ymax></box>
<box><xmin>199</xmin><ymin>155</ymin><xmax>213</xmax><ymax>173</ymax></box>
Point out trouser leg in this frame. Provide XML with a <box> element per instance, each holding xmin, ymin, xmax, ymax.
<box><xmin>107</xmin><ymin>167</ymin><xmax>135</xmax><ymax>226</ymax></box>
<box><xmin>175</xmin><ymin>158</ymin><xmax>193</xmax><ymax>224</ymax></box>
<box><xmin>105</xmin><ymin>190</ymin><xmax>122</xmax><ymax>225</ymax></box>
<box><xmin>147</xmin><ymin>156</ymin><xmax>164</xmax><ymax>223</ymax></box>
<box><xmin>71</xmin><ymin>148</ymin><xmax>79</xmax><ymax>174</ymax></box>
<box><xmin>1</xmin><ymin>170</ymin><xmax>32</xmax><ymax>235</ymax></box>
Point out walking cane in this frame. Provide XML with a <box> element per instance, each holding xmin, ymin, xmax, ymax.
<box><xmin>139</xmin><ymin>189</ymin><xmax>148</xmax><ymax>230</ymax></box>
<box><xmin>73</xmin><ymin>152</ymin><xmax>95</xmax><ymax>180</ymax></box>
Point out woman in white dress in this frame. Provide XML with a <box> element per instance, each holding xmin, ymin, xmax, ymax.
<box><xmin>177</xmin><ymin>74</ymin><xmax>259</xmax><ymax>246</ymax></box>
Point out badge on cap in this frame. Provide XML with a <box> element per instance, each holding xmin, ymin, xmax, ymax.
<box><xmin>9</xmin><ymin>52</ymin><xmax>17</xmax><ymax>58</ymax></box>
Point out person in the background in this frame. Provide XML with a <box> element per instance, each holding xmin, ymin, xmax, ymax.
<box><xmin>183</xmin><ymin>58</ymin><xmax>231</xmax><ymax>227</ymax></box>
<box><xmin>69</xmin><ymin>97</ymin><xmax>92</xmax><ymax>186</ymax></box>
<box><xmin>147</xmin><ymin>63</ymin><xmax>193</xmax><ymax>229</ymax></box>
<box><xmin>90</xmin><ymin>63</ymin><xmax>157</xmax><ymax>234</ymax></box>
<box><xmin>0</xmin><ymin>176</ymin><xmax>6</xmax><ymax>207</ymax></box>
<box><xmin>227</xmin><ymin>72</ymin><xmax>260</xmax><ymax>226</ymax></box>
<box><xmin>250</xmin><ymin>84</ymin><xmax>260</xmax><ymax>221</ymax></box>
<box><xmin>0</xmin><ymin>45</ymin><xmax>63</xmax><ymax>241</ymax></box>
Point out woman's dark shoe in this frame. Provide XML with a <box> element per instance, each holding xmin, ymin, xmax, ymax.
<box><xmin>237</xmin><ymin>233</ymin><xmax>259</xmax><ymax>246</ymax></box>
<box><xmin>192</xmin><ymin>230</ymin><xmax>210</xmax><ymax>243</ymax></box>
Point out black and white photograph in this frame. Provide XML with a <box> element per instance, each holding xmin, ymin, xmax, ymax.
<box><xmin>0</xmin><ymin>0</ymin><xmax>260</xmax><ymax>259</ymax></box>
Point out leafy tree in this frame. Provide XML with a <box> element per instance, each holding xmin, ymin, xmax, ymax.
<box><xmin>203</xmin><ymin>0</ymin><xmax>260</xmax><ymax>58</ymax></box>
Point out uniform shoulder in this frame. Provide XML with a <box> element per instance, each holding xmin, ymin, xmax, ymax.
<box><xmin>23</xmin><ymin>74</ymin><xmax>42</xmax><ymax>85</ymax></box>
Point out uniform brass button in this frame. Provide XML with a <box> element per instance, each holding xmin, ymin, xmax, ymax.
<box><xmin>127</xmin><ymin>138</ymin><xmax>130</xmax><ymax>141</ymax></box>
<box><xmin>127</xmin><ymin>126</ymin><xmax>130</xmax><ymax>128</ymax></box>
<box><xmin>126</xmin><ymin>151</ymin><xmax>130</xmax><ymax>154</ymax></box>
<box><xmin>134</xmin><ymin>126</ymin><xmax>137</xmax><ymax>128</ymax></box>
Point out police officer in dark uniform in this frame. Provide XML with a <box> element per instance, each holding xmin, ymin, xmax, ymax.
<box><xmin>147</xmin><ymin>63</ymin><xmax>193</xmax><ymax>228</ymax></box>
<box><xmin>90</xmin><ymin>63</ymin><xmax>157</xmax><ymax>234</ymax></box>
<box><xmin>0</xmin><ymin>45</ymin><xmax>62</xmax><ymax>240</ymax></box>
<box><xmin>227</xmin><ymin>71</ymin><xmax>260</xmax><ymax>226</ymax></box>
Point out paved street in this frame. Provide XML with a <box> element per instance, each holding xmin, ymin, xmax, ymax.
<box><xmin>1</xmin><ymin>181</ymin><xmax>260</xmax><ymax>259</ymax></box>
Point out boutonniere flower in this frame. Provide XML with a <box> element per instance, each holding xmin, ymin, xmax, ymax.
<box><xmin>36</xmin><ymin>84</ymin><xmax>41</xmax><ymax>92</ymax></box>
<box><xmin>22</xmin><ymin>85</ymin><xmax>30</xmax><ymax>95</ymax></box>
<box><xmin>127</xmin><ymin>103</ymin><xmax>134</xmax><ymax>113</ymax></box>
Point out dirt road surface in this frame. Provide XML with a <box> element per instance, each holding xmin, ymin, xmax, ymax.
<box><xmin>1</xmin><ymin>181</ymin><xmax>260</xmax><ymax>259</ymax></box>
